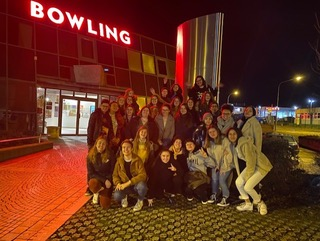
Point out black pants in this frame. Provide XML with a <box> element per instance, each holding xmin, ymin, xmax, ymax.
<box><xmin>185</xmin><ymin>183</ymin><xmax>209</xmax><ymax>202</ymax></box>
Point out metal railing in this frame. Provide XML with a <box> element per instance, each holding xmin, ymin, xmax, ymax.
<box><xmin>0</xmin><ymin>135</ymin><xmax>47</xmax><ymax>145</ymax></box>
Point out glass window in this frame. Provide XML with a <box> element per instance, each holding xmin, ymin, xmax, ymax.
<box><xmin>115</xmin><ymin>68</ymin><xmax>130</xmax><ymax>88</ymax></box>
<box><xmin>97</xmin><ymin>41</ymin><xmax>113</xmax><ymax>65</ymax></box>
<box><xmin>129</xmin><ymin>33</ymin><xmax>141</xmax><ymax>51</ymax></box>
<box><xmin>0</xmin><ymin>43</ymin><xmax>5</xmax><ymax>77</ymax></box>
<box><xmin>154</xmin><ymin>42</ymin><xmax>166</xmax><ymax>58</ymax></box>
<box><xmin>145</xmin><ymin>75</ymin><xmax>158</xmax><ymax>97</ymax></box>
<box><xmin>59</xmin><ymin>56</ymin><xmax>78</xmax><ymax>67</ymax></box>
<box><xmin>157</xmin><ymin>59</ymin><xmax>167</xmax><ymax>75</ymax></box>
<box><xmin>61</xmin><ymin>90</ymin><xmax>73</xmax><ymax>96</ymax></box>
<box><xmin>0</xmin><ymin>14</ymin><xmax>6</xmax><ymax>43</ymax></box>
<box><xmin>128</xmin><ymin>50</ymin><xmax>142</xmax><ymax>72</ymax></box>
<box><xmin>166</xmin><ymin>60</ymin><xmax>176</xmax><ymax>79</ymax></box>
<box><xmin>87</xmin><ymin>93</ymin><xmax>98</xmax><ymax>99</ymax></box>
<box><xmin>37</xmin><ymin>52</ymin><xmax>59</xmax><ymax>77</ymax></box>
<box><xmin>106</xmin><ymin>75</ymin><xmax>115</xmax><ymax>86</ymax></box>
<box><xmin>142</xmin><ymin>54</ymin><xmax>155</xmax><ymax>74</ymax></box>
<box><xmin>80</xmin><ymin>37</ymin><xmax>95</xmax><ymax>60</ymax></box>
<box><xmin>36</xmin><ymin>24</ymin><xmax>57</xmax><ymax>53</ymax></box>
<box><xmin>113</xmin><ymin>46</ymin><xmax>128</xmax><ymax>68</ymax></box>
<box><xmin>0</xmin><ymin>77</ymin><xmax>6</xmax><ymax>109</ymax></box>
<box><xmin>166</xmin><ymin>45</ymin><xmax>176</xmax><ymax>61</ymax></box>
<box><xmin>8</xmin><ymin>17</ymin><xmax>33</xmax><ymax>48</ymax></box>
<box><xmin>58</xmin><ymin>30</ymin><xmax>78</xmax><ymax>57</ymax></box>
<box><xmin>141</xmin><ymin>37</ymin><xmax>154</xmax><ymax>55</ymax></box>
<box><xmin>130</xmin><ymin>72</ymin><xmax>145</xmax><ymax>96</ymax></box>
<box><xmin>75</xmin><ymin>92</ymin><xmax>86</xmax><ymax>98</ymax></box>
<box><xmin>8</xmin><ymin>46</ymin><xmax>34</xmax><ymax>81</ymax></box>
<box><xmin>45</xmin><ymin>89</ymin><xmax>60</xmax><ymax>131</ymax></box>
<box><xmin>60</xmin><ymin>66</ymin><xmax>71</xmax><ymax>79</ymax></box>
<box><xmin>8</xmin><ymin>80</ymin><xmax>36</xmax><ymax>112</ymax></box>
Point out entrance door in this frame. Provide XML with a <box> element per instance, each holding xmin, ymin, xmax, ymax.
<box><xmin>61</xmin><ymin>98</ymin><xmax>96</xmax><ymax>135</ymax></box>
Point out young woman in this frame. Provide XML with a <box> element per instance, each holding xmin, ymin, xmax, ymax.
<box><xmin>198</xmin><ymin>91</ymin><xmax>214</xmax><ymax>119</ymax></box>
<box><xmin>125</xmin><ymin>106</ymin><xmax>159</xmax><ymax>144</ymax></box>
<box><xmin>192</xmin><ymin>112</ymin><xmax>214</xmax><ymax>148</ymax></box>
<box><xmin>187</xmin><ymin>75</ymin><xmax>217</xmax><ymax>106</ymax></box>
<box><xmin>184</xmin><ymin>139</ymin><xmax>215</xmax><ymax>204</ymax></box>
<box><xmin>217</xmin><ymin>103</ymin><xmax>235</xmax><ymax>135</ymax></box>
<box><xmin>170</xmin><ymin>96</ymin><xmax>182</xmax><ymax>117</ymax></box>
<box><xmin>132</xmin><ymin>125</ymin><xmax>158</xmax><ymax>175</ymax></box>
<box><xmin>237</xmin><ymin>105</ymin><xmax>262</xmax><ymax>152</ymax></box>
<box><xmin>174</xmin><ymin>103</ymin><xmax>195</xmax><ymax>141</ymax></box>
<box><xmin>87</xmin><ymin>136</ymin><xmax>116</xmax><ymax>209</ymax></box>
<box><xmin>227</xmin><ymin>127</ymin><xmax>273</xmax><ymax>215</ymax></box>
<box><xmin>204</xmin><ymin>125</ymin><xmax>233</xmax><ymax>206</ymax></box>
<box><xmin>147</xmin><ymin>149</ymin><xmax>183</xmax><ymax>206</ymax></box>
<box><xmin>187</xmin><ymin>98</ymin><xmax>200</xmax><ymax>126</ymax></box>
<box><xmin>155</xmin><ymin>104</ymin><xmax>175</xmax><ymax>148</ymax></box>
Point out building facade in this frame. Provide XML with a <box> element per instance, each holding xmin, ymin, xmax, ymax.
<box><xmin>0</xmin><ymin>0</ymin><xmax>177</xmax><ymax>137</ymax></box>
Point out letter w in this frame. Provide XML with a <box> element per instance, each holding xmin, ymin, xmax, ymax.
<box><xmin>66</xmin><ymin>12</ymin><xmax>84</xmax><ymax>29</ymax></box>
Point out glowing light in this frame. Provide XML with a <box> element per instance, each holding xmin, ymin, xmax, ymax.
<box><xmin>30</xmin><ymin>1</ymin><xmax>131</xmax><ymax>45</ymax></box>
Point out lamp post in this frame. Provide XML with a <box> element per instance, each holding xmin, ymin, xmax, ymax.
<box><xmin>274</xmin><ymin>75</ymin><xmax>303</xmax><ymax>131</ymax></box>
<box><xmin>227</xmin><ymin>90</ymin><xmax>239</xmax><ymax>104</ymax></box>
<box><xmin>308</xmin><ymin>99</ymin><xmax>315</xmax><ymax>125</ymax></box>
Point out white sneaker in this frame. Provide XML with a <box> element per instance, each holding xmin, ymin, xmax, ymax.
<box><xmin>257</xmin><ymin>201</ymin><xmax>268</xmax><ymax>215</ymax></box>
<box><xmin>207</xmin><ymin>194</ymin><xmax>217</xmax><ymax>204</ymax></box>
<box><xmin>121</xmin><ymin>195</ymin><xmax>128</xmax><ymax>208</ymax></box>
<box><xmin>92</xmin><ymin>193</ymin><xmax>99</xmax><ymax>204</ymax></box>
<box><xmin>133</xmin><ymin>199</ymin><xmax>144</xmax><ymax>211</ymax></box>
<box><xmin>187</xmin><ymin>197</ymin><xmax>194</xmax><ymax>202</ymax></box>
<box><xmin>236</xmin><ymin>202</ymin><xmax>253</xmax><ymax>211</ymax></box>
<box><xmin>217</xmin><ymin>197</ymin><xmax>230</xmax><ymax>207</ymax></box>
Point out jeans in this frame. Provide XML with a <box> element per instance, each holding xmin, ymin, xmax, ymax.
<box><xmin>113</xmin><ymin>181</ymin><xmax>148</xmax><ymax>201</ymax></box>
<box><xmin>211</xmin><ymin>169</ymin><xmax>232</xmax><ymax>198</ymax></box>
<box><xmin>235</xmin><ymin>167</ymin><xmax>266</xmax><ymax>203</ymax></box>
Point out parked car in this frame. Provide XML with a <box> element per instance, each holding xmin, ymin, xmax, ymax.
<box><xmin>264</xmin><ymin>132</ymin><xmax>300</xmax><ymax>157</ymax></box>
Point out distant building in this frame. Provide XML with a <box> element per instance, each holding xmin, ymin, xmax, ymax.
<box><xmin>295</xmin><ymin>107</ymin><xmax>320</xmax><ymax>126</ymax></box>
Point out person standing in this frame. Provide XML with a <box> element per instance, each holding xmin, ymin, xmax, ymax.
<box><xmin>86</xmin><ymin>99</ymin><xmax>110</xmax><ymax>196</ymax></box>
<box><xmin>113</xmin><ymin>140</ymin><xmax>148</xmax><ymax>212</ymax></box>
<box><xmin>155</xmin><ymin>104</ymin><xmax>175</xmax><ymax>149</ymax></box>
<box><xmin>217</xmin><ymin>104</ymin><xmax>235</xmax><ymax>136</ymax></box>
<box><xmin>87</xmin><ymin>136</ymin><xmax>115</xmax><ymax>209</ymax></box>
<box><xmin>227</xmin><ymin>127</ymin><xmax>273</xmax><ymax>215</ymax></box>
<box><xmin>204</xmin><ymin>125</ymin><xmax>233</xmax><ymax>206</ymax></box>
<box><xmin>237</xmin><ymin>105</ymin><xmax>262</xmax><ymax>152</ymax></box>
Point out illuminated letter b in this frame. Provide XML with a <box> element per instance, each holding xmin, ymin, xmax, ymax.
<box><xmin>30</xmin><ymin>1</ymin><xmax>44</xmax><ymax>18</ymax></box>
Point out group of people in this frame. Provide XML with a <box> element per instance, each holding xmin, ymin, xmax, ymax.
<box><xmin>85</xmin><ymin>75</ymin><xmax>273</xmax><ymax>215</ymax></box>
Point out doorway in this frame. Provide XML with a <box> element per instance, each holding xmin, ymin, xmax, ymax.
<box><xmin>60</xmin><ymin>98</ymin><xmax>96</xmax><ymax>135</ymax></box>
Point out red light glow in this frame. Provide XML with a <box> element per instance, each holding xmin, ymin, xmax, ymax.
<box><xmin>30</xmin><ymin>1</ymin><xmax>131</xmax><ymax>45</ymax></box>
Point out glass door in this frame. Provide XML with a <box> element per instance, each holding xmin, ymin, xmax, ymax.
<box><xmin>61</xmin><ymin>98</ymin><xmax>96</xmax><ymax>135</ymax></box>
<box><xmin>79</xmin><ymin>100</ymin><xmax>96</xmax><ymax>135</ymax></box>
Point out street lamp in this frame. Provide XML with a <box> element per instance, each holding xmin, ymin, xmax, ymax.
<box><xmin>227</xmin><ymin>90</ymin><xmax>239</xmax><ymax>104</ymax></box>
<box><xmin>274</xmin><ymin>75</ymin><xmax>303</xmax><ymax>131</ymax></box>
<box><xmin>308</xmin><ymin>99</ymin><xmax>315</xmax><ymax>125</ymax></box>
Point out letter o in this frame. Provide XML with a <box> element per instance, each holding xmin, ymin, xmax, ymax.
<box><xmin>47</xmin><ymin>7</ymin><xmax>64</xmax><ymax>24</ymax></box>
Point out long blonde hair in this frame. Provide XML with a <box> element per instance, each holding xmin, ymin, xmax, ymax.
<box><xmin>132</xmin><ymin>126</ymin><xmax>152</xmax><ymax>157</ymax></box>
<box><xmin>88</xmin><ymin>136</ymin><xmax>111</xmax><ymax>164</ymax></box>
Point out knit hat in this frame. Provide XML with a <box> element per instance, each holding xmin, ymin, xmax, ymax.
<box><xmin>202</xmin><ymin>112</ymin><xmax>213</xmax><ymax>121</ymax></box>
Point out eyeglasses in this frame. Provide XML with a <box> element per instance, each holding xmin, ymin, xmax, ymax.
<box><xmin>222</xmin><ymin>112</ymin><xmax>231</xmax><ymax>115</ymax></box>
<box><xmin>101</xmin><ymin>105</ymin><xmax>109</xmax><ymax>108</ymax></box>
<box><xmin>162</xmin><ymin>109</ymin><xmax>170</xmax><ymax>111</ymax></box>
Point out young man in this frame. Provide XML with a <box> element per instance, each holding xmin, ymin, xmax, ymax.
<box><xmin>112</xmin><ymin>140</ymin><xmax>148</xmax><ymax>211</ymax></box>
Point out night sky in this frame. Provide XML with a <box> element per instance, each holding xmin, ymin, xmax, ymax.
<box><xmin>51</xmin><ymin>0</ymin><xmax>320</xmax><ymax>108</ymax></box>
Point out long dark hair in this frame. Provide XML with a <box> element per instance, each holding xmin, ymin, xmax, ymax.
<box><xmin>226</xmin><ymin>127</ymin><xmax>243</xmax><ymax>146</ymax></box>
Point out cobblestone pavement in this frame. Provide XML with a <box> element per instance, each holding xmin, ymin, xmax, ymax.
<box><xmin>49</xmin><ymin>194</ymin><xmax>320</xmax><ymax>241</ymax></box>
<box><xmin>0</xmin><ymin>137</ymin><xmax>89</xmax><ymax>241</ymax></box>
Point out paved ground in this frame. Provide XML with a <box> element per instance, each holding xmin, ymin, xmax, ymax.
<box><xmin>1</xmin><ymin>133</ymin><xmax>320</xmax><ymax>241</ymax></box>
<box><xmin>49</xmin><ymin>194</ymin><xmax>320</xmax><ymax>241</ymax></box>
<box><xmin>0</xmin><ymin>137</ymin><xmax>89</xmax><ymax>241</ymax></box>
